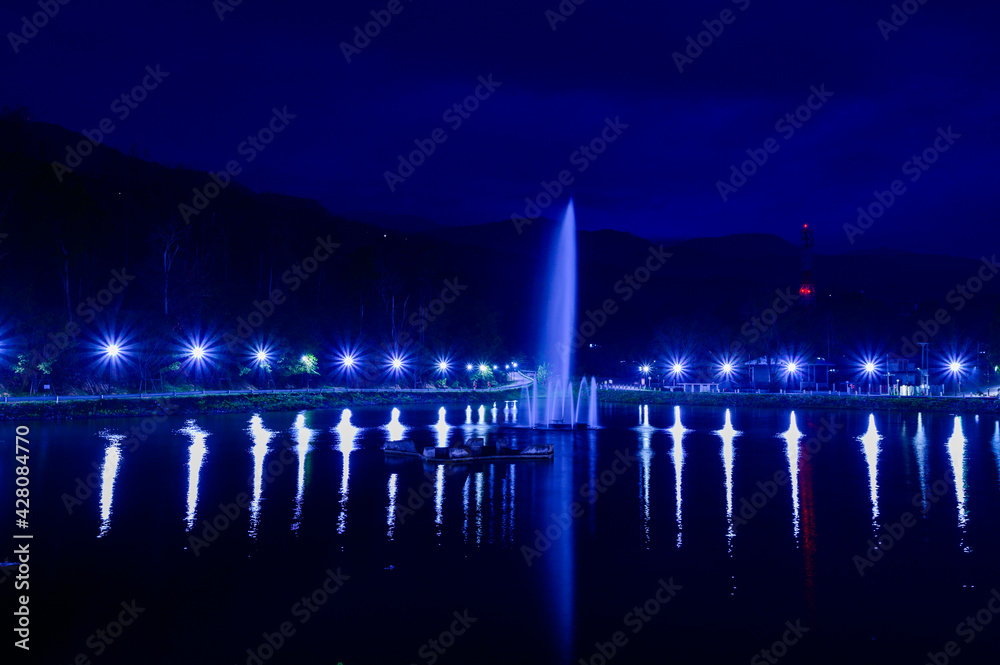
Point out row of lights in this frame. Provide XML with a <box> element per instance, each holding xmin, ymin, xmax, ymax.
<box><xmin>100</xmin><ymin>338</ymin><xmax>972</xmax><ymax>384</ymax></box>
<box><xmin>638</xmin><ymin>355</ymin><xmax>969</xmax><ymax>383</ymax></box>
<box><xmin>638</xmin><ymin>358</ymin><xmax>745</xmax><ymax>382</ymax></box>
<box><xmin>100</xmin><ymin>336</ymin><xmax>519</xmax><ymax>378</ymax></box>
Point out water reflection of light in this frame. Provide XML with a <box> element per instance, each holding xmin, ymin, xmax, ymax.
<box><xmin>946</xmin><ymin>416</ymin><xmax>969</xmax><ymax>552</ymax></box>
<box><xmin>779</xmin><ymin>412</ymin><xmax>805</xmax><ymax>539</ymax></box>
<box><xmin>491</xmin><ymin>402</ymin><xmax>498</xmax><ymax>423</ymax></box>
<box><xmin>799</xmin><ymin>437</ymin><xmax>818</xmax><ymax>609</ymax></box>
<box><xmin>385</xmin><ymin>407</ymin><xmax>406</xmax><ymax>442</ymax></box>
<box><xmin>387</xmin><ymin>473</ymin><xmax>398</xmax><ymax>540</ymax></box>
<box><xmin>667</xmin><ymin>406</ymin><xmax>689</xmax><ymax>548</ymax></box>
<box><xmin>501</xmin><ymin>471</ymin><xmax>508</xmax><ymax>542</ymax></box>
<box><xmin>179</xmin><ymin>421</ymin><xmax>209</xmax><ymax>532</ymax></box>
<box><xmin>858</xmin><ymin>414</ymin><xmax>882</xmax><ymax>529</ymax></box>
<box><xmin>248</xmin><ymin>414</ymin><xmax>274</xmax><ymax>540</ymax></box>
<box><xmin>435</xmin><ymin>407</ymin><xmax>450</xmax><ymax>448</ymax></box>
<box><xmin>638</xmin><ymin>426</ymin><xmax>653</xmax><ymax>549</ymax></box>
<box><xmin>715</xmin><ymin>410</ymin><xmax>741</xmax><ymax>553</ymax></box>
<box><xmin>993</xmin><ymin>421</ymin><xmax>1000</xmax><ymax>491</ymax></box>
<box><xmin>292</xmin><ymin>412</ymin><xmax>316</xmax><ymax>533</ymax></box>
<box><xmin>334</xmin><ymin>409</ymin><xmax>359</xmax><ymax>535</ymax></box>
<box><xmin>475</xmin><ymin>471</ymin><xmax>484</xmax><ymax>545</ymax></box>
<box><xmin>97</xmin><ymin>432</ymin><xmax>125</xmax><ymax>537</ymax></box>
<box><xmin>435</xmin><ymin>464</ymin><xmax>445</xmax><ymax>538</ymax></box>
<box><xmin>634</xmin><ymin>404</ymin><xmax>656</xmax><ymax>546</ymax></box>
<box><xmin>913</xmin><ymin>413</ymin><xmax>928</xmax><ymax>511</ymax></box>
<box><xmin>462</xmin><ymin>475</ymin><xmax>471</xmax><ymax>543</ymax></box>
<box><xmin>465</xmin><ymin>405</ymin><xmax>472</xmax><ymax>425</ymax></box>
<box><xmin>478</xmin><ymin>404</ymin><xmax>486</xmax><ymax>423</ymax></box>
<box><xmin>587</xmin><ymin>430</ymin><xmax>597</xmax><ymax>533</ymax></box>
<box><xmin>489</xmin><ymin>465</ymin><xmax>497</xmax><ymax>544</ymax></box>
<box><xmin>508</xmin><ymin>464</ymin><xmax>516</xmax><ymax>545</ymax></box>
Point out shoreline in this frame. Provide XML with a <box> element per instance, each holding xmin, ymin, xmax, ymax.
<box><xmin>597</xmin><ymin>389</ymin><xmax>1000</xmax><ymax>415</ymax></box>
<box><xmin>1</xmin><ymin>387</ymin><xmax>997</xmax><ymax>422</ymax></box>
<box><xmin>0</xmin><ymin>388</ymin><xmax>523</xmax><ymax>422</ymax></box>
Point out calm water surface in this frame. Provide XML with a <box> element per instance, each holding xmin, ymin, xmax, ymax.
<box><xmin>4</xmin><ymin>403</ymin><xmax>1000</xmax><ymax>664</ymax></box>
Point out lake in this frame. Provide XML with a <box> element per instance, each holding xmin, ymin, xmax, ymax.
<box><xmin>6</xmin><ymin>403</ymin><xmax>1000</xmax><ymax>664</ymax></box>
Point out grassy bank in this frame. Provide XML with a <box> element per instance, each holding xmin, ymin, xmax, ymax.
<box><xmin>5</xmin><ymin>387</ymin><xmax>995</xmax><ymax>422</ymax></box>
<box><xmin>598</xmin><ymin>390</ymin><xmax>1000</xmax><ymax>415</ymax></box>
<box><xmin>0</xmin><ymin>389</ymin><xmax>523</xmax><ymax>422</ymax></box>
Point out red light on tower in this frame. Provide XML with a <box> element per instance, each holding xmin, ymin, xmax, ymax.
<box><xmin>800</xmin><ymin>224</ymin><xmax>815</xmax><ymax>305</ymax></box>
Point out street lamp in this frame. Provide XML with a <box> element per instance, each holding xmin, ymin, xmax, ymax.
<box><xmin>886</xmin><ymin>353</ymin><xmax>891</xmax><ymax>396</ymax></box>
<box><xmin>669</xmin><ymin>361</ymin><xmax>686</xmax><ymax>388</ymax></box>
<box><xmin>95</xmin><ymin>331</ymin><xmax>133</xmax><ymax>386</ymax></box>
<box><xmin>249</xmin><ymin>345</ymin><xmax>274</xmax><ymax>389</ymax></box>
<box><xmin>862</xmin><ymin>360</ymin><xmax>877</xmax><ymax>394</ymax></box>
<box><xmin>718</xmin><ymin>360</ymin><xmax>735</xmax><ymax>390</ymax></box>
<box><xmin>183</xmin><ymin>335</ymin><xmax>215</xmax><ymax>391</ymax></box>
<box><xmin>250</xmin><ymin>345</ymin><xmax>272</xmax><ymax>369</ymax></box>
<box><xmin>782</xmin><ymin>359</ymin><xmax>801</xmax><ymax>392</ymax></box>
<box><xmin>333</xmin><ymin>348</ymin><xmax>361</xmax><ymax>389</ymax></box>
<box><xmin>434</xmin><ymin>358</ymin><xmax>453</xmax><ymax>386</ymax></box>
<box><xmin>948</xmin><ymin>360</ymin><xmax>964</xmax><ymax>396</ymax></box>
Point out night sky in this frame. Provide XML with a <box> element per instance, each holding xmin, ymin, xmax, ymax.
<box><xmin>2</xmin><ymin>0</ymin><xmax>997</xmax><ymax>257</ymax></box>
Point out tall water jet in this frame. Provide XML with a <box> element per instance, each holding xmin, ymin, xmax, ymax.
<box><xmin>522</xmin><ymin>384</ymin><xmax>531</xmax><ymax>427</ymax></box>
<box><xmin>540</xmin><ymin>199</ymin><xmax>577</xmax><ymax>419</ymax></box>
<box><xmin>545</xmin><ymin>379</ymin><xmax>556</xmax><ymax>425</ymax></box>
<box><xmin>575</xmin><ymin>377</ymin><xmax>587</xmax><ymax>426</ymax></box>
<box><xmin>588</xmin><ymin>377</ymin><xmax>599</xmax><ymax>428</ymax></box>
<box><xmin>531</xmin><ymin>377</ymin><xmax>539</xmax><ymax>428</ymax></box>
<box><xmin>535</xmin><ymin>200</ymin><xmax>578</xmax><ymax>662</ymax></box>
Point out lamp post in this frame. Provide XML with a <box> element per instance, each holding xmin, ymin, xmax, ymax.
<box><xmin>99</xmin><ymin>336</ymin><xmax>131</xmax><ymax>389</ymax></box>
<box><xmin>784</xmin><ymin>361</ymin><xmax>799</xmax><ymax>392</ymax></box>
<box><xmin>863</xmin><ymin>361</ymin><xmax>876</xmax><ymax>394</ymax></box>
<box><xmin>435</xmin><ymin>360</ymin><xmax>450</xmax><ymax>389</ymax></box>
<box><xmin>719</xmin><ymin>361</ymin><xmax>734</xmax><ymax>391</ymax></box>
<box><xmin>886</xmin><ymin>353</ymin><xmax>891</xmax><ymax>396</ymax></box>
<box><xmin>949</xmin><ymin>360</ymin><xmax>963</xmax><ymax>396</ymax></box>
<box><xmin>251</xmin><ymin>346</ymin><xmax>273</xmax><ymax>389</ymax></box>
<box><xmin>338</xmin><ymin>352</ymin><xmax>358</xmax><ymax>389</ymax></box>
<box><xmin>670</xmin><ymin>362</ymin><xmax>684</xmax><ymax>389</ymax></box>
<box><xmin>187</xmin><ymin>343</ymin><xmax>208</xmax><ymax>391</ymax></box>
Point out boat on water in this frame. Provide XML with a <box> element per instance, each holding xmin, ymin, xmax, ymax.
<box><xmin>382</xmin><ymin>436</ymin><xmax>553</xmax><ymax>462</ymax></box>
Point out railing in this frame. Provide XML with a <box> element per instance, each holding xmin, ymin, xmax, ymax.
<box><xmin>0</xmin><ymin>381</ymin><xmax>532</xmax><ymax>404</ymax></box>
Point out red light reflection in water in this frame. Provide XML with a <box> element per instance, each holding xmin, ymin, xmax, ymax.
<box><xmin>799</xmin><ymin>437</ymin><xmax>817</xmax><ymax>614</ymax></box>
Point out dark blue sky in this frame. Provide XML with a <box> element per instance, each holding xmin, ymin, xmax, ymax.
<box><xmin>2</xmin><ymin>0</ymin><xmax>997</xmax><ymax>256</ymax></box>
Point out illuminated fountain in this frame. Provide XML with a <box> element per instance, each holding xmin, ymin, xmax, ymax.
<box><xmin>520</xmin><ymin>200</ymin><xmax>599</xmax><ymax>429</ymax></box>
